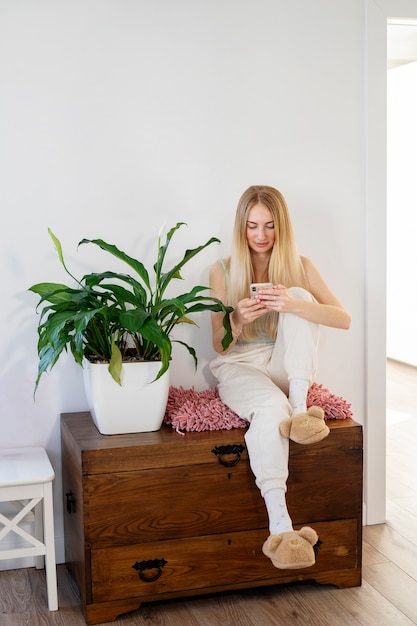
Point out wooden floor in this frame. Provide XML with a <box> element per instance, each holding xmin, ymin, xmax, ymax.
<box><xmin>1</xmin><ymin>359</ymin><xmax>416</xmax><ymax>625</ymax></box>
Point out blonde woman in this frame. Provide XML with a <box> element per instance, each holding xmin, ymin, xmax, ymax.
<box><xmin>210</xmin><ymin>185</ymin><xmax>351</xmax><ymax>570</ymax></box>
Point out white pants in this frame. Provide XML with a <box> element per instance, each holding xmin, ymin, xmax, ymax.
<box><xmin>210</xmin><ymin>287</ymin><xmax>319</xmax><ymax>497</ymax></box>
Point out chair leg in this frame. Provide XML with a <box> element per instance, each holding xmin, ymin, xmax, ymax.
<box><xmin>42</xmin><ymin>482</ymin><xmax>58</xmax><ymax>611</ymax></box>
<box><xmin>34</xmin><ymin>500</ymin><xmax>45</xmax><ymax>570</ymax></box>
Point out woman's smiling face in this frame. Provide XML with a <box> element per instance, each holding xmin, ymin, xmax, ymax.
<box><xmin>246</xmin><ymin>202</ymin><xmax>275</xmax><ymax>254</ymax></box>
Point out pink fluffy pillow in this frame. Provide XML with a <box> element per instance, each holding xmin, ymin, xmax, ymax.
<box><xmin>164</xmin><ymin>382</ymin><xmax>352</xmax><ymax>433</ymax></box>
<box><xmin>307</xmin><ymin>383</ymin><xmax>353</xmax><ymax>420</ymax></box>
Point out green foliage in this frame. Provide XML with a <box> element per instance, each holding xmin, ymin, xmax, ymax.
<box><xmin>29</xmin><ymin>224</ymin><xmax>233</xmax><ymax>393</ymax></box>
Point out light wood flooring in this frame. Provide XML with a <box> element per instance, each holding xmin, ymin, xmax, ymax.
<box><xmin>1</xmin><ymin>358</ymin><xmax>416</xmax><ymax>625</ymax></box>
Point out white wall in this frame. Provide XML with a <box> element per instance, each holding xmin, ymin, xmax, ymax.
<box><xmin>1</xmin><ymin>0</ymin><xmax>371</xmax><ymax>566</ymax></box>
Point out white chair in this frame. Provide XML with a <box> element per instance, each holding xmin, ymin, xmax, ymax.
<box><xmin>0</xmin><ymin>447</ymin><xmax>58</xmax><ymax>611</ymax></box>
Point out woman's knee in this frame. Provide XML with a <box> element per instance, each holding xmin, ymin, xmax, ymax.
<box><xmin>246</xmin><ymin>396</ymin><xmax>291</xmax><ymax>431</ymax></box>
<box><xmin>287</xmin><ymin>286</ymin><xmax>314</xmax><ymax>302</ymax></box>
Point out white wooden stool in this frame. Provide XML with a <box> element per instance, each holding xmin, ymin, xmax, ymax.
<box><xmin>0</xmin><ymin>447</ymin><xmax>58</xmax><ymax>611</ymax></box>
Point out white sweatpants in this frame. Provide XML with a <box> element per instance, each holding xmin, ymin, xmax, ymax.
<box><xmin>210</xmin><ymin>287</ymin><xmax>319</xmax><ymax>497</ymax></box>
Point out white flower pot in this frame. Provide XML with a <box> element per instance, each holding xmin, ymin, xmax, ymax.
<box><xmin>83</xmin><ymin>360</ymin><xmax>170</xmax><ymax>435</ymax></box>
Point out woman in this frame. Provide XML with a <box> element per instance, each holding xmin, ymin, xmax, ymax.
<box><xmin>209</xmin><ymin>185</ymin><xmax>351</xmax><ymax>570</ymax></box>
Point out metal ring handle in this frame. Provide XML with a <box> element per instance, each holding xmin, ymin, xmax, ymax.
<box><xmin>132</xmin><ymin>558</ymin><xmax>167</xmax><ymax>582</ymax></box>
<box><xmin>212</xmin><ymin>443</ymin><xmax>245</xmax><ymax>467</ymax></box>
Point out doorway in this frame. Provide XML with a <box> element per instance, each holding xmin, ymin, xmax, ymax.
<box><xmin>386</xmin><ymin>19</ymin><xmax>417</xmax><ymax>518</ymax></box>
<box><xmin>387</xmin><ymin>20</ymin><xmax>417</xmax><ymax>367</ymax></box>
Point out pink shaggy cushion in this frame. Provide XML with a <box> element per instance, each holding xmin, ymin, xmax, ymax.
<box><xmin>164</xmin><ymin>382</ymin><xmax>352</xmax><ymax>433</ymax></box>
<box><xmin>307</xmin><ymin>383</ymin><xmax>353</xmax><ymax>420</ymax></box>
<box><xmin>164</xmin><ymin>387</ymin><xmax>247</xmax><ymax>433</ymax></box>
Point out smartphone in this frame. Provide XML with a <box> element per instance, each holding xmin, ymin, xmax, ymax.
<box><xmin>250</xmin><ymin>283</ymin><xmax>273</xmax><ymax>298</ymax></box>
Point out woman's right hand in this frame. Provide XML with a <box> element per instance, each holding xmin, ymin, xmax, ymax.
<box><xmin>210</xmin><ymin>261</ymin><xmax>268</xmax><ymax>354</ymax></box>
<box><xmin>232</xmin><ymin>296</ymin><xmax>268</xmax><ymax>329</ymax></box>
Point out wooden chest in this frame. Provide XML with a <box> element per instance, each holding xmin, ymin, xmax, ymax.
<box><xmin>61</xmin><ymin>412</ymin><xmax>363</xmax><ymax>625</ymax></box>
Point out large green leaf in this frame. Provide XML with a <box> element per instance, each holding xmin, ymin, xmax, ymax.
<box><xmin>158</xmin><ymin>237</ymin><xmax>220</xmax><ymax>298</ymax></box>
<box><xmin>154</xmin><ymin>222</ymin><xmax>186</xmax><ymax>288</ymax></box>
<box><xmin>138</xmin><ymin>319</ymin><xmax>172</xmax><ymax>380</ymax></box>
<box><xmin>83</xmin><ymin>272</ymin><xmax>148</xmax><ymax>303</ymax></box>
<box><xmin>29</xmin><ymin>282</ymin><xmax>72</xmax><ymax>300</ymax></box>
<box><xmin>119</xmin><ymin>308</ymin><xmax>150</xmax><ymax>332</ymax></box>
<box><xmin>172</xmin><ymin>339</ymin><xmax>198</xmax><ymax>370</ymax></box>
<box><xmin>79</xmin><ymin>239</ymin><xmax>151</xmax><ymax>291</ymax></box>
<box><xmin>151</xmin><ymin>297</ymin><xmax>186</xmax><ymax>321</ymax></box>
<box><xmin>47</xmin><ymin>229</ymin><xmax>82</xmax><ymax>285</ymax></box>
<box><xmin>108</xmin><ymin>340</ymin><xmax>123</xmax><ymax>384</ymax></box>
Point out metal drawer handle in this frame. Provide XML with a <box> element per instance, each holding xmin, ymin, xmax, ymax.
<box><xmin>132</xmin><ymin>558</ymin><xmax>167</xmax><ymax>582</ymax></box>
<box><xmin>66</xmin><ymin>491</ymin><xmax>76</xmax><ymax>514</ymax></box>
<box><xmin>212</xmin><ymin>444</ymin><xmax>245</xmax><ymax>467</ymax></box>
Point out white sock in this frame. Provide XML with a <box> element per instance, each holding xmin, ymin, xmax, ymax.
<box><xmin>288</xmin><ymin>378</ymin><xmax>310</xmax><ymax>416</ymax></box>
<box><xmin>264</xmin><ymin>488</ymin><xmax>293</xmax><ymax>535</ymax></box>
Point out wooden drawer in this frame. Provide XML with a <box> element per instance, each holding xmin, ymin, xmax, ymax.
<box><xmin>61</xmin><ymin>413</ymin><xmax>361</xmax><ymax>474</ymax></box>
<box><xmin>84</xmin><ymin>462</ymin><xmax>266</xmax><ymax>546</ymax></box>
<box><xmin>91</xmin><ymin>518</ymin><xmax>360</xmax><ymax>603</ymax></box>
<box><xmin>80</xmin><ymin>426</ymin><xmax>362</xmax><ymax>546</ymax></box>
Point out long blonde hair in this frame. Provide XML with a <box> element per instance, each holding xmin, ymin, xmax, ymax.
<box><xmin>226</xmin><ymin>185</ymin><xmax>308</xmax><ymax>341</ymax></box>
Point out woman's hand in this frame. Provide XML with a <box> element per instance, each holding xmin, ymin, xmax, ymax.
<box><xmin>232</xmin><ymin>296</ymin><xmax>269</xmax><ymax>330</ymax></box>
<box><xmin>211</xmin><ymin>296</ymin><xmax>267</xmax><ymax>354</ymax></box>
<box><xmin>255</xmin><ymin>285</ymin><xmax>294</xmax><ymax>313</ymax></box>
<box><xmin>256</xmin><ymin>274</ymin><xmax>352</xmax><ymax>330</ymax></box>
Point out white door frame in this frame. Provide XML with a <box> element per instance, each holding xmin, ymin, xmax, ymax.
<box><xmin>365</xmin><ymin>0</ymin><xmax>417</xmax><ymax>524</ymax></box>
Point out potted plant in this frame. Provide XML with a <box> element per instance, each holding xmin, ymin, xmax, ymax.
<box><xmin>29</xmin><ymin>223</ymin><xmax>233</xmax><ymax>434</ymax></box>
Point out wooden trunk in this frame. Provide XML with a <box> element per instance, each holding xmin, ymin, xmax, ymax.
<box><xmin>61</xmin><ymin>412</ymin><xmax>363</xmax><ymax>625</ymax></box>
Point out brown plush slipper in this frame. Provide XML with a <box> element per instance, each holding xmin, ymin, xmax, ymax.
<box><xmin>279</xmin><ymin>406</ymin><xmax>330</xmax><ymax>444</ymax></box>
<box><xmin>262</xmin><ymin>527</ymin><xmax>319</xmax><ymax>570</ymax></box>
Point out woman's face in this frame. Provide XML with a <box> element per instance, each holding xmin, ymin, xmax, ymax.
<box><xmin>246</xmin><ymin>203</ymin><xmax>275</xmax><ymax>254</ymax></box>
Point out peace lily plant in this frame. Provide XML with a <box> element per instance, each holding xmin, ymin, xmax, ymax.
<box><xmin>30</xmin><ymin>223</ymin><xmax>233</xmax><ymax>393</ymax></box>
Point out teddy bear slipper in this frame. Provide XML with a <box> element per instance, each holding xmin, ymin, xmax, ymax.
<box><xmin>262</xmin><ymin>526</ymin><xmax>319</xmax><ymax>570</ymax></box>
<box><xmin>279</xmin><ymin>406</ymin><xmax>330</xmax><ymax>444</ymax></box>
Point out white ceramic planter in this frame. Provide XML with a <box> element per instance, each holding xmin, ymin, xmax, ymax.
<box><xmin>83</xmin><ymin>360</ymin><xmax>170</xmax><ymax>435</ymax></box>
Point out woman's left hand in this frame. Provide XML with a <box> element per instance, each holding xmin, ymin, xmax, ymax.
<box><xmin>256</xmin><ymin>284</ymin><xmax>295</xmax><ymax>313</ymax></box>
